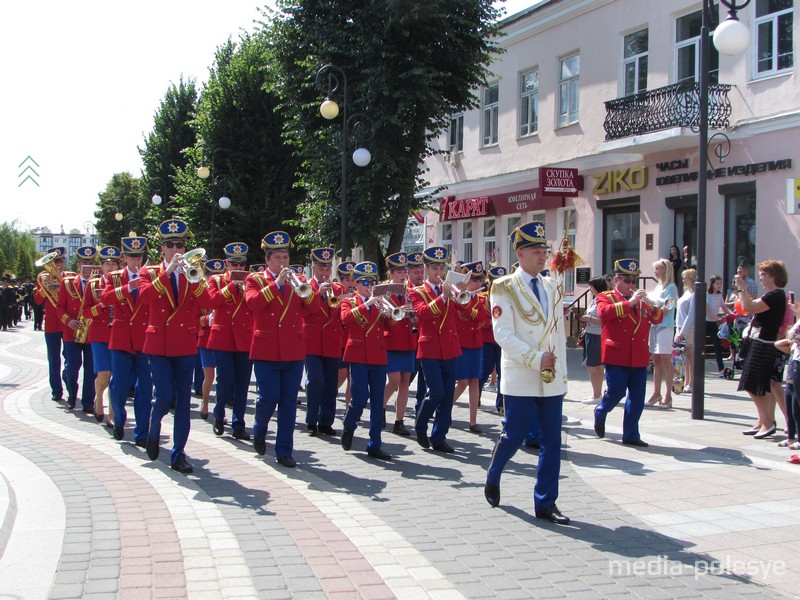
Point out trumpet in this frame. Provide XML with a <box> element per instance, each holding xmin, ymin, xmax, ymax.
<box><xmin>181</xmin><ymin>248</ymin><xmax>207</xmax><ymax>284</ymax></box>
<box><xmin>325</xmin><ymin>288</ymin><xmax>342</xmax><ymax>308</ymax></box>
<box><xmin>287</xmin><ymin>271</ymin><xmax>312</xmax><ymax>298</ymax></box>
<box><xmin>644</xmin><ymin>293</ymin><xmax>676</xmax><ymax>311</ymax></box>
<box><xmin>450</xmin><ymin>285</ymin><xmax>471</xmax><ymax>305</ymax></box>
<box><xmin>375</xmin><ymin>296</ymin><xmax>405</xmax><ymax>321</ymax></box>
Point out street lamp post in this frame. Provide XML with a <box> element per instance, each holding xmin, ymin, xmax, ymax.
<box><xmin>691</xmin><ymin>0</ymin><xmax>750</xmax><ymax>420</ymax></box>
<box><xmin>197</xmin><ymin>164</ymin><xmax>232</xmax><ymax>257</ymax></box>
<box><xmin>315</xmin><ymin>64</ymin><xmax>375</xmax><ymax>256</ymax></box>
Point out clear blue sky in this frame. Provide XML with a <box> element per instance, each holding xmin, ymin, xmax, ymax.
<box><xmin>1</xmin><ymin>0</ymin><xmax>540</xmax><ymax>234</ymax></box>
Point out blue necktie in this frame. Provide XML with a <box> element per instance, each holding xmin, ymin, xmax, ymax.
<box><xmin>531</xmin><ymin>277</ymin><xmax>541</xmax><ymax>303</ymax></box>
<box><xmin>171</xmin><ymin>273</ymin><xmax>179</xmax><ymax>299</ymax></box>
<box><xmin>434</xmin><ymin>285</ymin><xmax>441</xmax><ymax>297</ymax></box>
<box><xmin>130</xmin><ymin>274</ymin><xmax>139</xmax><ymax>300</ymax></box>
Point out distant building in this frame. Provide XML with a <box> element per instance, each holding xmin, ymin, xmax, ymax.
<box><xmin>31</xmin><ymin>227</ymin><xmax>100</xmax><ymax>264</ymax></box>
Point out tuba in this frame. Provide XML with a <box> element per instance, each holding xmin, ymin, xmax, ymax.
<box><xmin>35</xmin><ymin>251</ymin><xmax>62</xmax><ymax>304</ymax></box>
<box><xmin>181</xmin><ymin>248</ymin><xmax>207</xmax><ymax>284</ymax></box>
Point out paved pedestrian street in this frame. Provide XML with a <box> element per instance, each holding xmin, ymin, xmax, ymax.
<box><xmin>0</xmin><ymin>323</ymin><xmax>797</xmax><ymax>599</ymax></box>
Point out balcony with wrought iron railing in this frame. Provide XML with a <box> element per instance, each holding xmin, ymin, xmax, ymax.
<box><xmin>603</xmin><ymin>82</ymin><xmax>732</xmax><ymax>141</ymax></box>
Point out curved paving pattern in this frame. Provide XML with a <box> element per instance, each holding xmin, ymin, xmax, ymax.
<box><xmin>0</xmin><ymin>323</ymin><xmax>794</xmax><ymax>599</ymax></box>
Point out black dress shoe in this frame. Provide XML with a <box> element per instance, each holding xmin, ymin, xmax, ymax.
<box><xmin>82</xmin><ymin>407</ymin><xmax>94</xmax><ymax>415</ymax></box>
<box><xmin>253</xmin><ymin>439</ymin><xmax>267</xmax><ymax>456</ymax></box>
<box><xmin>484</xmin><ymin>483</ymin><xmax>500</xmax><ymax>508</ymax></box>
<box><xmin>135</xmin><ymin>439</ymin><xmax>146</xmax><ymax>448</ymax></box>
<box><xmin>232</xmin><ymin>430</ymin><xmax>251</xmax><ymax>441</ymax></box>
<box><xmin>367</xmin><ymin>447</ymin><xmax>392</xmax><ymax>460</ymax></box>
<box><xmin>594</xmin><ymin>419</ymin><xmax>605</xmax><ymax>438</ymax></box>
<box><xmin>51</xmin><ymin>393</ymin><xmax>62</xmax><ymax>403</ymax></box>
<box><xmin>95</xmin><ymin>412</ymin><xmax>104</xmax><ymax>423</ymax></box>
<box><xmin>535</xmin><ymin>504</ymin><xmax>570</xmax><ymax>525</ymax></box>
<box><xmin>318</xmin><ymin>425</ymin><xmax>337</xmax><ymax>436</ymax></box>
<box><xmin>67</xmin><ymin>397</ymin><xmax>76</xmax><ymax>409</ymax></box>
<box><xmin>113</xmin><ymin>427</ymin><xmax>124</xmax><ymax>441</ymax></box>
<box><xmin>213</xmin><ymin>418</ymin><xmax>224</xmax><ymax>436</ymax></box>
<box><xmin>742</xmin><ymin>426</ymin><xmax>760</xmax><ymax>435</ymax></box>
<box><xmin>392</xmin><ymin>421</ymin><xmax>410</xmax><ymax>436</ymax></box>
<box><xmin>415</xmin><ymin>428</ymin><xmax>430</xmax><ymax>449</ymax></box>
<box><xmin>433</xmin><ymin>441</ymin><xmax>455</xmax><ymax>453</ymax></box>
<box><xmin>469</xmin><ymin>424</ymin><xmax>482</xmax><ymax>434</ymax></box>
<box><xmin>623</xmin><ymin>439</ymin><xmax>649</xmax><ymax>448</ymax></box>
<box><xmin>307</xmin><ymin>424</ymin><xmax>318</xmax><ymax>435</ymax></box>
<box><xmin>525</xmin><ymin>440</ymin><xmax>541</xmax><ymax>450</ymax></box>
<box><xmin>754</xmin><ymin>424</ymin><xmax>777</xmax><ymax>439</ymax></box>
<box><xmin>146</xmin><ymin>438</ymin><xmax>160</xmax><ymax>461</ymax></box>
<box><xmin>170</xmin><ymin>456</ymin><xmax>194</xmax><ymax>474</ymax></box>
<box><xmin>341</xmin><ymin>429</ymin><xmax>354</xmax><ymax>451</ymax></box>
<box><xmin>276</xmin><ymin>455</ymin><xmax>296</xmax><ymax>468</ymax></box>
<box><xmin>199</xmin><ymin>411</ymin><xmax>208</xmax><ymax>421</ymax></box>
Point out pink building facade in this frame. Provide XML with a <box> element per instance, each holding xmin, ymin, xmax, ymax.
<box><xmin>420</xmin><ymin>0</ymin><xmax>798</xmax><ymax>295</ymax></box>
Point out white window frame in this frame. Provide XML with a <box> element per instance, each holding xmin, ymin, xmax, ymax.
<box><xmin>558</xmin><ymin>53</ymin><xmax>580</xmax><ymax>128</ymax></box>
<box><xmin>482</xmin><ymin>83</ymin><xmax>500</xmax><ymax>147</ymax></box>
<box><xmin>461</xmin><ymin>221</ymin><xmax>474</xmax><ymax>264</ymax></box>
<box><xmin>441</xmin><ymin>222</ymin><xmax>453</xmax><ymax>259</ymax></box>
<box><xmin>674</xmin><ymin>6</ymin><xmax>719</xmax><ymax>84</ymax></box>
<box><xmin>449</xmin><ymin>113</ymin><xmax>464</xmax><ymax>153</ymax></box>
<box><xmin>482</xmin><ymin>218</ymin><xmax>497</xmax><ymax>266</ymax></box>
<box><xmin>753</xmin><ymin>0</ymin><xmax>794</xmax><ymax>77</ymax></box>
<box><xmin>623</xmin><ymin>28</ymin><xmax>648</xmax><ymax>96</ymax></box>
<box><xmin>519</xmin><ymin>68</ymin><xmax>539</xmax><ymax>137</ymax></box>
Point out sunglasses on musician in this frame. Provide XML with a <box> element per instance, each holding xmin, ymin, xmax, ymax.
<box><xmin>164</xmin><ymin>241</ymin><xmax>185</xmax><ymax>249</ymax></box>
<box><xmin>357</xmin><ymin>279</ymin><xmax>375</xmax><ymax>286</ymax></box>
<box><xmin>620</xmin><ymin>277</ymin><xmax>637</xmax><ymax>284</ymax></box>
<box><xmin>228</xmin><ymin>260</ymin><xmax>246</xmax><ymax>266</ymax></box>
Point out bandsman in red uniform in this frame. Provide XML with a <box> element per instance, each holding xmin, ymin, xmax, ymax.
<box><xmin>409</xmin><ymin>246</ymin><xmax>469</xmax><ymax>453</ymax></box>
<box><xmin>208</xmin><ymin>245</ymin><xmax>254</xmax><ymax>440</ymax></box>
<box><xmin>245</xmin><ymin>231</ymin><xmax>320</xmax><ymax>467</ymax></box>
<box><xmin>303</xmin><ymin>248</ymin><xmax>344</xmax><ymax>436</ymax></box>
<box><xmin>101</xmin><ymin>236</ymin><xmax>152</xmax><ymax>444</ymax></box>
<box><xmin>594</xmin><ymin>259</ymin><xmax>664</xmax><ymax>448</ymax></box>
<box><xmin>83</xmin><ymin>246</ymin><xmax>121</xmax><ymax>423</ymax></box>
<box><xmin>35</xmin><ymin>246</ymin><xmax>68</xmax><ymax>403</ymax></box>
<box><xmin>336</xmin><ymin>261</ymin><xmax>357</xmax><ymax>407</ymax></box>
<box><xmin>452</xmin><ymin>261</ymin><xmax>488</xmax><ymax>433</ymax></box>
<box><xmin>140</xmin><ymin>220</ymin><xmax>211</xmax><ymax>474</ymax></box>
<box><xmin>406</xmin><ymin>252</ymin><xmax>428</xmax><ymax>412</ymax></box>
<box><xmin>340</xmin><ymin>261</ymin><xmax>392</xmax><ymax>460</ymax></box>
<box><xmin>57</xmin><ymin>245</ymin><xmax>97</xmax><ymax>412</ymax></box>
<box><xmin>198</xmin><ymin>259</ymin><xmax>227</xmax><ymax>419</ymax></box>
<box><xmin>382</xmin><ymin>252</ymin><xmax>416</xmax><ymax>435</ymax></box>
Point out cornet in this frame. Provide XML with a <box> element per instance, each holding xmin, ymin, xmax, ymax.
<box><xmin>645</xmin><ymin>293</ymin><xmax>676</xmax><ymax>311</ymax></box>
<box><xmin>375</xmin><ymin>296</ymin><xmax>405</xmax><ymax>321</ymax></box>
<box><xmin>287</xmin><ymin>271</ymin><xmax>312</xmax><ymax>298</ymax></box>
<box><xmin>180</xmin><ymin>248</ymin><xmax>207</xmax><ymax>284</ymax></box>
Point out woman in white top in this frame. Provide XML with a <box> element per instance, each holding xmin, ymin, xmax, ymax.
<box><xmin>675</xmin><ymin>269</ymin><xmax>697</xmax><ymax>394</ymax></box>
<box><xmin>647</xmin><ymin>259</ymin><xmax>679</xmax><ymax>408</ymax></box>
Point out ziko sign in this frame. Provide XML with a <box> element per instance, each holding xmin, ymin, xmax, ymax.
<box><xmin>539</xmin><ymin>167</ymin><xmax>580</xmax><ymax>197</ymax></box>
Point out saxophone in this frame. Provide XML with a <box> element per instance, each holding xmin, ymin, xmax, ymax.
<box><xmin>74</xmin><ymin>314</ymin><xmax>91</xmax><ymax>344</ymax></box>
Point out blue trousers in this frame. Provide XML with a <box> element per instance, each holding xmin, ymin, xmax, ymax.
<box><xmin>110</xmin><ymin>350</ymin><xmax>152</xmax><ymax>442</ymax></box>
<box><xmin>63</xmin><ymin>341</ymin><xmax>95</xmax><ymax>408</ymax></box>
<box><xmin>480</xmin><ymin>342</ymin><xmax>503</xmax><ymax>410</ymax></box>
<box><xmin>148</xmin><ymin>354</ymin><xmax>194</xmax><ymax>464</ymax></box>
<box><xmin>416</xmin><ymin>357</ymin><xmax>456</xmax><ymax>446</ymax></box>
<box><xmin>45</xmin><ymin>331</ymin><xmax>63</xmax><ymax>398</ymax></box>
<box><xmin>193</xmin><ymin>353</ymin><xmax>204</xmax><ymax>395</ymax></box>
<box><xmin>252</xmin><ymin>360</ymin><xmax>303</xmax><ymax>458</ymax></box>
<box><xmin>486</xmin><ymin>394</ymin><xmax>563</xmax><ymax>510</ymax></box>
<box><xmin>344</xmin><ymin>363</ymin><xmax>387</xmax><ymax>450</ymax></box>
<box><xmin>594</xmin><ymin>364</ymin><xmax>648</xmax><ymax>443</ymax></box>
<box><xmin>305</xmin><ymin>355</ymin><xmax>339</xmax><ymax>428</ymax></box>
<box><xmin>213</xmin><ymin>350</ymin><xmax>252</xmax><ymax>433</ymax></box>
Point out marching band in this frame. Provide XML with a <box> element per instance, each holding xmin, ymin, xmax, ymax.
<box><xmin>31</xmin><ymin>219</ymin><xmax>564</xmax><ymax>493</ymax></box>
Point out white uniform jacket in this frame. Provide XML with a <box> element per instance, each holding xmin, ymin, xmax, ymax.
<box><xmin>490</xmin><ymin>270</ymin><xmax>568</xmax><ymax>398</ymax></box>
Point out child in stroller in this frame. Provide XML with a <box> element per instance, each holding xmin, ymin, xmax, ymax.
<box><xmin>718</xmin><ymin>312</ymin><xmax>751</xmax><ymax>379</ymax></box>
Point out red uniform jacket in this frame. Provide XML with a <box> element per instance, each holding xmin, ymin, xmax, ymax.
<box><xmin>455</xmin><ymin>293</ymin><xmax>485</xmax><ymax>350</ymax></box>
<box><xmin>245</xmin><ymin>270</ymin><xmax>320</xmax><ymax>362</ymax></box>
<box><xmin>83</xmin><ymin>277</ymin><xmax>111</xmax><ymax>344</ymax></box>
<box><xmin>383</xmin><ymin>292</ymin><xmax>417</xmax><ymax>352</ymax></box>
<box><xmin>478</xmin><ymin>292</ymin><xmax>495</xmax><ymax>344</ymax></box>
<box><xmin>302</xmin><ymin>279</ymin><xmax>344</xmax><ymax>358</ymax></box>
<box><xmin>207</xmin><ymin>273</ymin><xmax>253</xmax><ymax>353</ymax></box>
<box><xmin>409</xmin><ymin>282</ymin><xmax>466</xmax><ymax>360</ymax></box>
<box><xmin>138</xmin><ymin>264</ymin><xmax>212</xmax><ymax>357</ymax></box>
<box><xmin>56</xmin><ymin>275</ymin><xmax>87</xmax><ymax>343</ymax></box>
<box><xmin>35</xmin><ymin>271</ymin><xmax>70</xmax><ymax>334</ymax></box>
<box><xmin>597</xmin><ymin>288</ymin><xmax>664</xmax><ymax>368</ymax></box>
<box><xmin>198</xmin><ymin>309</ymin><xmax>212</xmax><ymax>350</ymax></box>
<box><xmin>101</xmin><ymin>268</ymin><xmax>150</xmax><ymax>354</ymax></box>
<box><xmin>341</xmin><ymin>295</ymin><xmax>387</xmax><ymax>365</ymax></box>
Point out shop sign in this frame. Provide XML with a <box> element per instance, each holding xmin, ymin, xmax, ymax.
<box><xmin>656</xmin><ymin>159</ymin><xmax>793</xmax><ymax>186</ymax></box>
<box><xmin>539</xmin><ymin>167</ymin><xmax>580</xmax><ymax>196</ymax></box>
<box><xmin>439</xmin><ymin>195</ymin><xmax>492</xmax><ymax>221</ymax></box>
<box><xmin>592</xmin><ymin>167</ymin><xmax>648</xmax><ymax>195</ymax></box>
<box><xmin>440</xmin><ymin>186</ymin><xmax>567</xmax><ymax>221</ymax></box>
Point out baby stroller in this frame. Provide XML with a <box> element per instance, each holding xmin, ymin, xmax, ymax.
<box><xmin>672</xmin><ymin>342</ymin><xmax>686</xmax><ymax>395</ymax></box>
<box><xmin>719</xmin><ymin>313</ymin><xmax>751</xmax><ymax>379</ymax></box>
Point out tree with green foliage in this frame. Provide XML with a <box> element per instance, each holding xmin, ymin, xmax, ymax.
<box><xmin>139</xmin><ymin>77</ymin><xmax>199</xmax><ymax>233</ymax></box>
<box><xmin>94</xmin><ymin>172</ymin><xmax>148</xmax><ymax>245</ymax></box>
<box><xmin>173</xmin><ymin>34</ymin><xmax>305</xmax><ymax>260</ymax></box>
<box><xmin>268</xmin><ymin>0</ymin><xmax>503</xmax><ymax>266</ymax></box>
<box><xmin>0</xmin><ymin>222</ymin><xmax>38</xmax><ymax>279</ymax></box>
